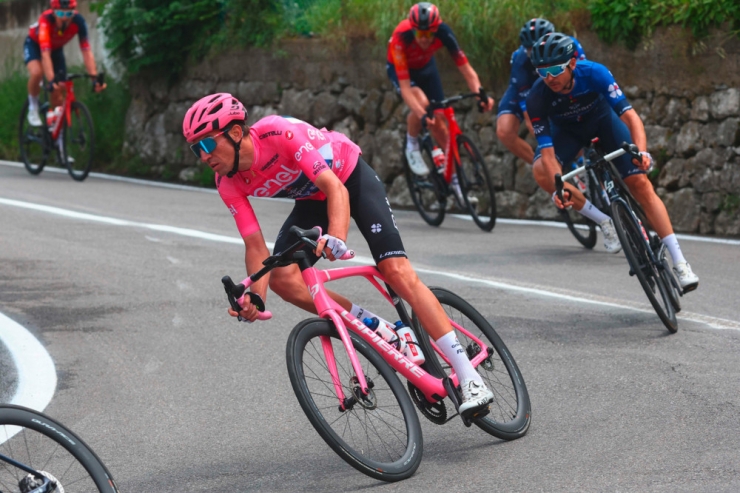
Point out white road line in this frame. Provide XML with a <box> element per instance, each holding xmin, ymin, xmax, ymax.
<box><xmin>2</xmin><ymin>196</ymin><xmax>739</xmax><ymax>331</ymax></box>
<box><xmin>0</xmin><ymin>311</ymin><xmax>57</xmax><ymax>444</ymax></box>
<box><xmin>2</xmin><ymin>159</ymin><xmax>737</xmax><ymax>245</ymax></box>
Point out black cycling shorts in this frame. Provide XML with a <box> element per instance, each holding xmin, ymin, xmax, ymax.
<box><xmin>274</xmin><ymin>158</ymin><xmax>407</xmax><ymax>265</ymax></box>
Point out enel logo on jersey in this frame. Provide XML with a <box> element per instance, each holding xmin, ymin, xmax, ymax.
<box><xmin>253</xmin><ymin>165</ymin><xmax>301</xmax><ymax>197</ymax></box>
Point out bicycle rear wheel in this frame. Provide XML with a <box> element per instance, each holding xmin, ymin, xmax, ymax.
<box><xmin>63</xmin><ymin>101</ymin><xmax>95</xmax><ymax>181</ymax></box>
<box><xmin>17</xmin><ymin>101</ymin><xmax>49</xmax><ymax>175</ymax></box>
<box><xmin>286</xmin><ymin>318</ymin><xmax>423</xmax><ymax>482</ymax></box>
<box><xmin>413</xmin><ymin>288</ymin><xmax>531</xmax><ymax>440</ymax></box>
<box><xmin>456</xmin><ymin>135</ymin><xmax>496</xmax><ymax>231</ymax></box>
<box><xmin>403</xmin><ymin>138</ymin><xmax>447</xmax><ymax>226</ymax></box>
<box><xmin>0</xmin><ymin>404</ymin><xmax>118</xmax><ymax>492</ymax></box>
<box><xmin>611</xmin><ymin>199</ymin><xmax>678</xmax><ymax>332</ymax></box>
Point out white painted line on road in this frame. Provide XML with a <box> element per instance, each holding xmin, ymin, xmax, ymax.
<box><xmin>2</xmin><ymin>196</ymin><xmax>739</xmax><ymax>331</ymax></box>
<box><xmin>0</xmin><ymin>311</ymin><xmax>57</xmax><ymax>444</ymax></box>
<box><xmin>2</xmin><ymin>159</ymin><xmax>737</xmax><ymax>245</ymax></box>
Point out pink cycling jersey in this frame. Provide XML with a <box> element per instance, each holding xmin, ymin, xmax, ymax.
<box><xmin>216</xmin><ymin>115</ymin><xmax>361</xmax><ymax>238</ymax></box>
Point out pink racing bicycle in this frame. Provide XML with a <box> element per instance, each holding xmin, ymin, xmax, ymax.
<box><xmin>222</xmin><ymin>226</ymin><xmax>530</xmax><ymax>482</ymax></box>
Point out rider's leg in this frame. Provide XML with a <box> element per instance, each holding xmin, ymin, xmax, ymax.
<box><xmin>269</xmin><ymin>264</ymin><xmax>353</xmax><ymax>314</ymax></box>
<box><xmin>26</xmin><ymin>60</ymin><xmax>43</xmax><ymax>99</ymax></box>
<box><xmin>497</xmin><ymin>113</ymin><xmax>534</xmax><ymax>164</ymax></box>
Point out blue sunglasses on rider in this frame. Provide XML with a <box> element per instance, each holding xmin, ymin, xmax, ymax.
<box><xmin>536</xmin><ymin>60</ymin><xmax>570</xmax><ymax>78</ymax></box>
<box><xmin>55</xmin><ymin>10</ymin><xmax>74</xmax><ymax>18</ymax></box>
<box><xmin>190</xmin><ymin>129</ymin><xmax>230</xmax><ymax>158</ymax></box>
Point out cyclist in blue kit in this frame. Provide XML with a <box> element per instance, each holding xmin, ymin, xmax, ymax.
<box><xmin>526</xmin><ymin>32</ymin><xmax>699</xmax><ymax>291</ymax></box>
<box><xmin>497</xmin><ymin>18</ymin><xmax>585</xmax><ymax>165</ymax></box>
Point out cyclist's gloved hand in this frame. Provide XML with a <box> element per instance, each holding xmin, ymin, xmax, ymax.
<box><xmin>552</xmin><ymin>190</ymin><xmax>573</xmax><ymax>210</ymax></box>
<box><xmin>636</xmin><ymin>151</ymin><xmax>654</xmax><ymax>172</ymax></box>
<box><xmin>317</xmin><ymin>234</ymin><xmax>348</xmax><ymax>261</ymax></box>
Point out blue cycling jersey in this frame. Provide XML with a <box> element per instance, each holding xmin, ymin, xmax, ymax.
<box><xmin>505</xmin><ymin>37</ymin><xmax>586</xmax><ymax>114</ymax></box>
<box><xmin>526</xmin><ymin>59</ymin><xmax>633</xmax><ymax>149</ymax></box>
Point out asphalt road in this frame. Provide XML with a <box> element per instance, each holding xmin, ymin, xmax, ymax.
<box><xmin>1</xmin><ymin>162</ymin><xmax>739</xmax><ymax>492</ymax></box>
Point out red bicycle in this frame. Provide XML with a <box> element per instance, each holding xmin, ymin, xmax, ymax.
<box><xmin>18</xmin><ymin>72</ymin><xmax>104</xmax><ymax>181</ymax></box>
<box><xmin>402</xmin><ymin>90</ymin><xmax>497</xmax><ymax>231</ymax></box>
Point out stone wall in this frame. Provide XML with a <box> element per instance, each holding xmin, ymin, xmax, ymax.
<box><xmin>125</xmin><ymin>30</ymin><xmax>740</xmax><ymax>236</ymax></box>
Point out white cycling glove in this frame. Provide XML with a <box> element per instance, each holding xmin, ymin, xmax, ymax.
<box><xmin>320</xmin><ymin>234</ymin><xmax>348</xmax><ymax>259</ymax></box>
<box><xmin>639</xmin><ymin>151</ymin><xmax>654</xmax><ymax>172</ymax></box>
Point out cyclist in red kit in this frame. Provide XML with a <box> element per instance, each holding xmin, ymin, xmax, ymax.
<box><xmin>387</xmin><ymin>2</ymin><xmax>493</xmax><ymax>176</ymax></box>
<box><xmin>24</xmin><ymin>0</ymin><xmax>105</xmax><ymax>127</ymax></box>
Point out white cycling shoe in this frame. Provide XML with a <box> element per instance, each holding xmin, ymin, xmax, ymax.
<box><xmin>673</xmin><ymin>261</ymin><xmax>699</xmax><ymax>293</ymax></box>
<box><xmin>27</xmin><ymin>109</ymin><xmax>42</xmax><ymax>127</ymax></box>
<box><xmin>458</xmin><ymin>379</ymin><xmax>493</xmax><ymax>418</ymax></box>
<box><xmin>599</xmin><ymin>218</ymin><xmax>622</xmax><ymax>254</ymax></box>
<box><xmin>405</xmin><ymin>148</ymin><xmax>429</xmax><ymax>176</ymax></box>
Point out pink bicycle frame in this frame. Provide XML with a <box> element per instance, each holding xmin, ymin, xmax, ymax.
<box><xmin>242</xmin><ymin>263</ymin><xmax>493</xmax><ymax>410</ymax></box>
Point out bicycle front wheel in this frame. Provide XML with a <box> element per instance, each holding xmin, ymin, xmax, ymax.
<box><xmin>404</xmin><ymin>139</ymin><xmax>447</xmax><ymax>226</ymax></box>
<box><xmin>413</xmin><ymin>288</ymin><xmax>531</xmax><ymax>440</ymax></box>
<box><xmin>17</xmin><ymin>101</ymin><xmax>49</xmax><ymax>175</ymax></box>
<box><xmin>0</xmin><ymin>404</ymin><xmax>118</xmax><ymax>492</ymax></box>
<box><xmin>611</xmin><ymin>199</ymin><xmax>678</xmax><ymax>332</ymax></box>
<box><xmin>63</xmin><ymin>101</ymin><xmax>95</xmax><ymax>181</ymax></box>
<box><xmin>286</xmin><ymin>318</ymin><xmax>423</xmax><ymax>482</ymax></box>
<box><xmin>456</xmin><ymin>135</ymin><xmax>496</xmax><ymax>231</ymax></box>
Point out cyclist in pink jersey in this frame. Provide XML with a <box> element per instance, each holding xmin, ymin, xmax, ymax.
<box><xmin>184</xmin><ymin>93</ymin><xmax>495</xmax><ymax>418</ymax></box>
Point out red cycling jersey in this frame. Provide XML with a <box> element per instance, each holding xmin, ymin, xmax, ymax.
<box><xmin>216</xmin><ymin>116</ymin><xmax>362</xmax><ymax>238</ymax></box>
<box><xmin>386</xmin><ymin>19</ymin><xmax>468</xmax><ymax>80</ymax></box>
<box><xmin>28</xmin><ymin>10</ymin><xmax>90</xmax><ymax>52</ymax></box>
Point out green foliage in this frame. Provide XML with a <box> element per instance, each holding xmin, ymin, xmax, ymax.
<box><xmin>589</xmin><ymin>0</ymin><xmax>740</xmax><ymax>49</ymax></box>
<box><xmin>722</xmin><ymin>194</ymin><xmax>740</xmax><ymax>213</ymax></box>
<box><xmin>0</xmin><ymin>68</ymin><xmax>27</xmax><ymax>160</ymax></box>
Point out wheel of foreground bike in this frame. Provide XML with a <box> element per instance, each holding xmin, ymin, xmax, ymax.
<box><xmin>286</xmin><ymin>318</ymin><xmax>423</xmax><ymax>482</ymax></box>
<box><xmin>611</xmin><ymin>199</ymin><xmax>678</xmax><ymax>333</ymax></box>
<box><xmin>455</xmin><ymin>134</ymin><xmax>496</xmax><ymax>231</ymax></box>
<box><xmin>403</xmin><ymin>138</ymin><xmax>447</xmax><ymax>226</ymax></box>
<box><xmin>63</xmin><ymin>101</ymin><xmax>95</xmax><ymax>181</ymax></box>
<box><xmin>413</xmin><ymin>287</ymin><xmax>531</xmax><ymax>440</ymax></box>
<box><xmin>18</xmin><ymin>100</ymin><xmax>49</xmax><ymax>175</ymax></box>
<box><xmin>0</xmin><ymin>404</ymin><xmax>118</xmax><ymax>492</ymax></box>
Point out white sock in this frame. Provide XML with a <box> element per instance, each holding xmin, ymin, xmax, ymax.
<box><xmin>435</xmin><ymin>331</ymin><xmax>482</xmax><ymax>385</ymax></box>
<box><xmin>577</xmin><ymin>199</ymin><xmax>610</xmax><ymax>224</ymax></box>
<box><xmin>350</xmin><ymin>304</ymin><xmax>393</xmax><ymax>328</ymax></box>
<box><xmin>406</xmin><ymin>133</ymin><xmax>419</xmax><ymax>152</ymax></box>
<box><xmin>661</xmin><ymin>233</ymin><xmax>686</xmax><ymax>265</ymax></box>
<box><xmin>28</xmin><ymin>94</ymin><xmax>39</xmax><ymax>108</ymax></box>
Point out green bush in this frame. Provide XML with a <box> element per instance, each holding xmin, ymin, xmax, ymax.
<box><xmin>590</xmin><ymin>0</ymin><xmax>740</xmax><ymax>49</ymax></box>
<box><xmin>0</xmin><ymin>68</ymin><xmax>27</xmax><ymax>160</ymax></box>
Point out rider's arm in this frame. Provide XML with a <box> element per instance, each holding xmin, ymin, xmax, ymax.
<box><xmin>41</xmin><ymin>51</ymin><xmax>55</xmax><ymax>83</ymax></box>
<box><xmin>620</xmin><ymin>108</ymin><xmax>651</xmax><ymax>169</ymax></box>
<box><xmin>243</xmin><ymin>230</ymin><xmax>271</xmax><ymax>301</ymax></box>
<box><xmin>457</xmin><ymin>63</ymin><xmax>494</xmax><ymax>111</ymax></box>
<box><xmin>37</xmin><ymin>18</ymin><xmax>56</xmax><ymax>82</ymax></box>
<box><xmin>522</xmin><ymin>110</ymin><xmax>535</xmax><ymax>136</ymax></box>
<box><xmin>398</xmin><ymin>78</ymin><xmax>428</xmax><ymax>120</ymax></box>
<box><xmin>314</xmin><ymin>170</ymin><xmax>350</xmax><ymax>249</ymax></box>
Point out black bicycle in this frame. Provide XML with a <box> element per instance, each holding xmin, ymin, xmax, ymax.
<box><xmin>0</xmin><ymin>404</ymin><xmax>118</xmax><ymax>492</ymax></box>
<box><xmin>18</xmin><ymin>73</ymin><xmax>104</xmax><ymax>182</ymax></box>
<box><xmin>402</xmin><ymin>89</ymin><xmax>497</xmax><ymax>231</ymax></box>
<box><xmin>555</xmin><ymin>142</ymin><xmax>683</xmax><ymax>332</ymax></box>
<box><xmin>560</xmin><ymin>153</ymin><xmax>599</xmax><ymax>249</ymax></box>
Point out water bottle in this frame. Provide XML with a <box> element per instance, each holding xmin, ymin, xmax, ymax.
<box><xmin>431</xmin><ymin>147</ymin><xmax>445</xmax><ymax>172</ymax></box>
<box><xmin>46</xmin><ymin>106</ymin><xmax>62</xmax><ymax>129</ymax></box>
<box><xmin>393</xmin><ymin>321</ymin><xmax>425</xmax><ymax>365</ymax></box>
<box><xmin>363</xmin><ymin>317</ymin><xmax>403</xmax><ymax>351</ymax></box>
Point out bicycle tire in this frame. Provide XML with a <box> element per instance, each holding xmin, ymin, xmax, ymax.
<box><xmin>656</xmin><ymin>243</ymin><xmax>682</xmax><ymax>313</ymax></box>
<box><xmin>63</xmin><ymin>101</ymin><xmax>95</xmax><ymax>181</ymax></box>
<box><xmin>17</xmin><ymin>100</ymin><xmax>49</xmax><ymax>175</ymax></box>
<box><xmin>455</xmin><ymin>135</ymin><xmax>496</xmax><ymax>231</ymax></box>
<box><xmin>286</xmin><ymin>318</ymin><xmax>423</xmax><ymax>482</ymax></box>
<box><xmin>561</xmin><ymin>169</ymin><xmax>598</xmax><ymax>248</ymax></box>
<box><xmin>611</xmin><ymin>199</ymin><xmax>678</xmax><ymax>332</ymax></box>
<box><xmin>403</xmin><ymin>137</ymin><xmax>447</xmax><ymax>226</ymax></box>
<box><xmin>0</xmin><ymin>404</ymin><xmax>118</xmax><ymax>492</ymax></box>
<box><xmin>413</xmin><ymin>287</ymin><xmax>531</xmax><ymax>440</ymax></box>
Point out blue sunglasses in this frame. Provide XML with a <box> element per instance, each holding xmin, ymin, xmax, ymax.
<box><xmin>536</xmin><ymin>60</ymin><xmax>570</xmax><ymax>78</ymax></box>
<box><xmin>190</xmin><ymin>129</ymin><xmax>229</xmax><ymax>158</ymax></box>
<box><xmin>55</xmin><ymin>10</ymin><xmax>74</xmax><ymax>18</ymax></box>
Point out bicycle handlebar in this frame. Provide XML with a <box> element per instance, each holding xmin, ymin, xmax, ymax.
<box><xmin>221</xmin><ymin>225</ymin><xmax>355</xmax><ymax>323</ymax></box>
<box><xmin>425</xmin><ymin>87</ymin><xmax>489</xmax><ymax>119</ymax></box>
